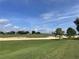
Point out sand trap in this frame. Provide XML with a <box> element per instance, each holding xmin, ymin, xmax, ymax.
<box><xmin>0</xmin><ymin>36</ymin><xmax>59</xmax><ymax>41</ymax></box>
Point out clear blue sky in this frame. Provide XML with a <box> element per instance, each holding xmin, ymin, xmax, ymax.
<box><xmin>0</xmin><ymin>0</ymin><xmax>79</xmax><ymax>33</ymax></box>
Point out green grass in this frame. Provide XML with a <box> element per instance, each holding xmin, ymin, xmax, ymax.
<box><xmin>0</xmin><ymin>40</ymin><xmax>79</xmax><ymax>59</ymax></box>
<box><xmin>0</xmin><ymin>34</ymin><xmax>52</xmax><ymax>38</ymax></box>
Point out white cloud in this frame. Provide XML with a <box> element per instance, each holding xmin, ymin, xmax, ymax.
<box><xmin>13</xmin><ymin>26</ymin><xmax>19</xmax><ymax>29</ymax></box>
<box><xmin>40</xmin><ymin>4</ymin><xmax>79</xmax><ymax>23</ymax></box>
<box><xmin>38</xmin><ymin>5</ymin><xmax>79</xmax><ymax>32</ymax></box>
<box><xmin>12</xmin><ymin>26</ymin><xmax>28</xmax><ymax>31</ymax></box>
<box><xmin>4</xmin><ymin>24</ymin><xmax>12</xmax><ymax>27</ymax></box>
<box><xmin>2</xmin><ymin>23</ymin><xmax>27</xmax><ymax>32</ymax></box>
<box><xmin>40</xmin><ymin>12</ymin><xmax>54</xmax><ymax>20</ymax></box>
<box><xmin>4</xmin><ymin>24</ymin><xmax>20</xmax><ymax>31</ymax></box>
<box><xmin>0</xmin><ymin>21</ymin><xmax>29</xmax><ymax>32</ymax></box>
<box><xmin>0</xmin><ymin>19</ymin><xmax>9</xmax><ymax>25</ymax></box>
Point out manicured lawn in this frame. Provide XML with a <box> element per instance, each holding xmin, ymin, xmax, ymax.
<box><xmin>0</xmin><ymin>40</ymin><xmax>79</xmax><ymax>59</ymax></box>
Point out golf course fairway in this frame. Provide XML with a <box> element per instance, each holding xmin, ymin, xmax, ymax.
<box><xmin>0</xmin><ymin>40</ymin><xmax>79</xmax><ymax>59</ymax></box>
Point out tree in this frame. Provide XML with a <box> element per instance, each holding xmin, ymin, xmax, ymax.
<box><xmin>55</xmin><ymin>28</ymin><xmax>64</xmax><ymax>39</ymax></box>
<box><xmin>6</xmin><ymin>31</ymin><xmax>15</xmax><ymax>34</ymax></box>
<box><xmin>32</xmin><ymin>31</ymin><xmax>36</xmax><ymax>34</ymax></box>
<box><xmin>9</xmin><ymin>31</ymin><xmax>15</xmax><ymax>34</ymax></box>
<box><xmin>0</xmin><ymin>31</ymin><xmax>4</xmax><ymax>34</ymax></box>
<box><xmin>36</xmin><ymin>32</ymin><xmax>41</xmax><ymax>34</ymax></box>
<box><xmin>67</xmin><ymin>27</ymin><xmax>76</xmax><ymax>38</ymax></box>
<box><xmin>74</xmin><ymin>18</ymin><xmax>79</xmax><ymax>32</ymax></box>
<box><xmin>24</xmin><ymin>31</ymin><xmax>29</xmax><ymax>34</ymax></box>
<box><xmin>17</xmin><ymin>31</ymin><xmax>29</xmax><ymax>34</ymax></box>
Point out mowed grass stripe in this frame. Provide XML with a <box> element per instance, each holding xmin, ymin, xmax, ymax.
<box><xmin>42</xmin><ymin>40</ymin><xmax>70</xmax><ymax>59</ymax></box>
<box><xmin>0</xmin><ymin>40</ymin><xmax>62</xmax><ymax>59</ymax></box>
<box><xmin>25</xmin><ymin>40</ymin><xmax>67</xmax><ymax>59</ymax></box>
<box><xmin>0</xmin><ymin>40</ymin><xmax>53</xmax><ymax>55</ymax></box>
<box><xmin>1</xmin><ymin>41</ymin><xmax>64</xmax><ymax>59</ymax></box>
<box><xmin>0</xmin><ymin>40</ymin><xmax>79</xmax><ymax>59</ymax></box>
<box><xmin>62</xmin><ymin>40</ymin><xmax>79</xmax><ymax>59</ymax></box>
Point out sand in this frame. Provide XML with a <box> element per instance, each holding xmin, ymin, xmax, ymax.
<box><xmin>0</xmin><ymin>36</ymin><xmax>59</xmax><ymax>41</ymax></box>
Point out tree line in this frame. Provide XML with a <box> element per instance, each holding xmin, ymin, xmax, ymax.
<box><xmin>0</xmin><ymin>31</ymin><xmax>41</xmax><ymax>35</ymax></box>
